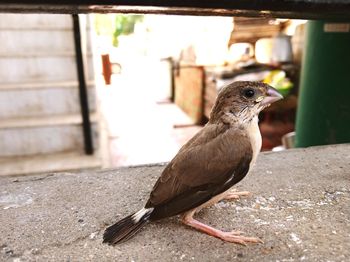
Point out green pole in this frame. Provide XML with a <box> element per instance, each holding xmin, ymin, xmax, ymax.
<box><xmin>295</xmin><ymin>20</ymin><xmax>350</xmax><ymax>147</ymax></box>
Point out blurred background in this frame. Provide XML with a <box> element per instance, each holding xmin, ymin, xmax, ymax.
<box><xmin>0</xmin><ymin>14</ymin><xmax>342</xmax><ymax>175</ymax></box>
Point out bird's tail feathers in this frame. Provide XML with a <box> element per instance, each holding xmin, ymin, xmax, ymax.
<box><xmin>103</xmin><ymin>207</ymin><xmax>153</xmax><ymax>245</ymax></box>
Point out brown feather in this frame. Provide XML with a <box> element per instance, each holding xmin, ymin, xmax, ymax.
<box><xmin>146</xmin><ymin>123</ymin><xmax>253</xmax><ymax>220</ymax></box>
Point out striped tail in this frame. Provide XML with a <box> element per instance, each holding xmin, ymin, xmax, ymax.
<box><xmin>103</xmin><ymin>208</ymin><xmax>153</xmax><ymax>245</ymax></box>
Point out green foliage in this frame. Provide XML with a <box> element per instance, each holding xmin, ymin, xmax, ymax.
<box><xmin>113</xmin><ymin>15</ymin><xmax>144</xmax><ymax>47</ymax></box>
<box><xmin>94</xmin><ymin>14</ymin><xmax>144</xmax><ymax>47</ymax></box>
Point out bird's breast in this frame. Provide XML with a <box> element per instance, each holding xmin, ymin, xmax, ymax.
<box><xmin>246</xmin><ymin>116</ymin><xmax>262</xmax><ymax>167</ymax></box>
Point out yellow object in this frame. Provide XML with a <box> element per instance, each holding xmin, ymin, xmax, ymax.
<box><xmin>263</xmin><ymin>70</ymin><xmax>293</xmax><ymax>96</ymax></box>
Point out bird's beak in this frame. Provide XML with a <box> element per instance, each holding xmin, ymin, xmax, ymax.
<box><xmin>261</xmin><ymin>87</ymin><xmax>283</xmax><ymax>106</ymax></box>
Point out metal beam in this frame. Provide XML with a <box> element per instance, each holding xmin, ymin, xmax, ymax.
<box><xmin>0</xmin><ymin>1</ymin><xmax>350</xmax><ymax>19</ymax></box>
<box><xmin>72</xmin><ymin>14</ymin><xmax>94</xmax><ymax>155</ymax></box>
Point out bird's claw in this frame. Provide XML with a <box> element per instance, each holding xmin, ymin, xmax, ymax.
<box><xmin>229</xmin><ymin>230</ymin><xmax>244</xmax><ymax>235</ymax></box>
<box><xmin>224</xmin><ymin>190</ymin><xmax>252</xmax><ymax>201</ymax></box>
<box><xmin>220</xmin><ymin>231</ymin><xmax>263</xmax><ymax>245</ymax></box>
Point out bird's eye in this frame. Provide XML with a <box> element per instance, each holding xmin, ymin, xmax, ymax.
<box><xmin>243</xmin><ymin>89</ymin><xmax>255</xmax><ymax>98</ymax></box>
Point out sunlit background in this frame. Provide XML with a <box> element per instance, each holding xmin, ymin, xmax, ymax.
<box><xmin>0</xmin><ymin>14</ymin><xmax>306</xmax><ymax>175</ymax></box>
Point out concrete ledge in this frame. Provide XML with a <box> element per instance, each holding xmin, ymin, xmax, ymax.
<box><xmin>1</xmin><ymin>144</ymin><xmax>350</xmax><ymax>261</ymax></box>
<box><xmin>0</xmin><ymin>151</ymin><xmax>101</xmax><ymax>176</ymax></box>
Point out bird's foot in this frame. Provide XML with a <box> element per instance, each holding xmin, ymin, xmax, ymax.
<box><xmin>181</xmin><ymin>212</ymin><xmax>262</xmax><ymax>245</ymax></box>
<box><xmin>218</xmin><ymin>230</ymin><xmax>263</xmax><ymax>245</ymax></box>
<box><xmin>224</xmin><ymin>189</ymin><xmax>252</xmax><ymax>201</ymax></box>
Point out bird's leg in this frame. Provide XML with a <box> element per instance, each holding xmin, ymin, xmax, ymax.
<box><xmin>181</xmin><ymin>210</ymin><xmax>262</xmax><ymax>245</ymax></box>
<box><xmin>223</xmin><ymin>189</ymin><xmax>251</xmax><ymax>201</ymax></box>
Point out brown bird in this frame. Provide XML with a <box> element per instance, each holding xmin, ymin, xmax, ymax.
<box><xmin>103</xmin><ymin>81</ymin><xmax>283</xmax><ymax>245</ymax></box>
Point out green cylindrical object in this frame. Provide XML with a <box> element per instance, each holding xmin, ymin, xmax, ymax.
<box><xmin>295</xmin><ymin>20</ymin><xmax>350</xmax><ymax>147</ymax></box>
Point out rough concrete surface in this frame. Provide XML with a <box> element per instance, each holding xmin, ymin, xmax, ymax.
<box><xmin>1</xmin><ymin>144</ymin><xmax>350</xmax><ymax>262</ymax></box>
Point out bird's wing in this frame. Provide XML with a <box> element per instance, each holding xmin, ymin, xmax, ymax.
<box><xmin>146</xmin><ymin>124</ymin><xmax>253</xmax><ymax>220</ymax></box>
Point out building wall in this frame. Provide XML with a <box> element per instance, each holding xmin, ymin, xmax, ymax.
<box><xmin>0</xmin><ymin>14</ymin><xmax>98</xmax><ymax>157</ymax></box>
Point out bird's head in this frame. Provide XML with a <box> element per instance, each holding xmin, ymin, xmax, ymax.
<box><xmin>209</xmin><ymin>81</ymin><xmax>283</xmax><ymax>124</ymax></box>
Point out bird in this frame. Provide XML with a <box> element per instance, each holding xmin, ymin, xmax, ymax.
<box><xmin>103</xmin><ymin>81</ymin><xmax>283</xmax><ymax>245</ymax></box>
